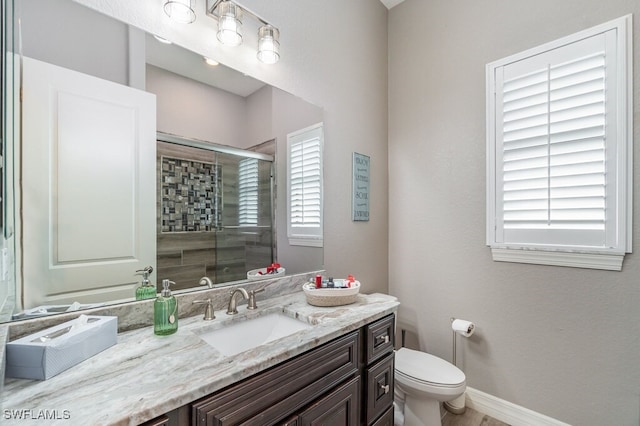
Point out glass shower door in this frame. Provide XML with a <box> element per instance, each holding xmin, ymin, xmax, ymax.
<box><xmin>156</xmin><ymin>138</ymin><xmax>274</xmax><ymax>290</ymax></box>
<box><xmin>215</xmin><ymin>151</ymin><xmax>274</xmax><ymax>283</ymax></box>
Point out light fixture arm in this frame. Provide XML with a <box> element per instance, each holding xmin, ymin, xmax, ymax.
<box><xmin>206</xmin><ymin>0</ymin><xmax>272</xmax><ymax>27</ymax></box>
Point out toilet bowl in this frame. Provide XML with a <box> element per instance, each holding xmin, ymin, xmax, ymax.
<box><xmin>394</xmin><ymin>347</ymin><xmax>466</xmax><ymax>426</ymax></box>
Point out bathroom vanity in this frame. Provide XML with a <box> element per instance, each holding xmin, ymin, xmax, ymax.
<box><xmin>1</xmin><ymin>288</ymin><xmax>399</xmax><ymax>426</ymax></box>
<box><xmin>186</xmin><ymin>312</ymin><xmax>394</xmax><ymax>426</ymax></box>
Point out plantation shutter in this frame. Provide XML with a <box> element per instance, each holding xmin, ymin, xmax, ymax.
<box><xmin>238</xmin><ymin>158</ymin><xmax>259</xmax><ymax>226</ymax></box>
<box><xmin>494</xmin><ymin>30</ymin><xmax>618</xmax><ymax>249</ymax></box>
<box><xmin>287</xmin><ymin>123</ymin><xmax>323</xmax><ymax>246</ymax></box>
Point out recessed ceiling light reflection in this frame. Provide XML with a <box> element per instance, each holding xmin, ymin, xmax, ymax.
<box><xmin>153</xmin><ymin>35</ymin><xmax>173</xmax><ymax>45</ymax></box>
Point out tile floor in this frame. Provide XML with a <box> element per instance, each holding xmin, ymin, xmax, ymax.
<box><xmin>441</xmin><ymin>407</ymin><xmax>510</xmax><ymax>426</ymax></box>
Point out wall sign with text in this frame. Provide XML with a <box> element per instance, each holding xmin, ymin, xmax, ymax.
<box><xmin>352</xmin><ymin>152</ymin><xmax>370</xmax><ymax>221</ymax></box>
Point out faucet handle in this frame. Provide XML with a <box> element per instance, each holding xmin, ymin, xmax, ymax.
<box><xmin>193</xmin><ymin>299</ymin><xmax>215</xmax><ymax>320</ymax></box>
<box><xmin>247</xmin><ymin>288</ymin><xmax>265</xmax><ymax>310</ymax></box>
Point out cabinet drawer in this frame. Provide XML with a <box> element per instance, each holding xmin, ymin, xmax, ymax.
<box><xmin>365</xmin><ymin>353</ymin><xmax>394</xmax><ymax>425</ymax></box>
<box><xmin>365</xmin><ymin>315</ymin><xmax>395</xmax><ymax>364</ymax></box>
<box><xmin>296</xmin><ymin>376</ymin><xmax>360</xmax><ymax>426</ymax></box>
<box><xmin>192</xmin><ymin>331</ymin><xmax>359</xmax><ymax>426</ymax></box>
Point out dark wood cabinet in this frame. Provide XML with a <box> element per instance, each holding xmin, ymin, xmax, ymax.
<box><xmin>143</xmin><ymin>314</ymin><xmax>396</xmax><ymax>426</ymax></box>
<box><xmin>362</xmin><ymin>315</ymin><xmax>395</xmax><ymax>425</ymax></box>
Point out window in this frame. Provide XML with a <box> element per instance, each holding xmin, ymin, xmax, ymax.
<box><xmin>486</xmin><ymin>16</ymin><xmax>632</xmax><ymax>271</ymax></box>
<box><xmin>287</xmin><ymin>123</ymin><xmax>323</xmax><ymax>247</ymax></box>
<box><xmin>238</xmin><ymin>157</ymin><xmax>259</xmax><ymax>227</ymax></box>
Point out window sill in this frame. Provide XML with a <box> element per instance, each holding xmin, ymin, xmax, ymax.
<box><xmin>289</xmin><ymin>237</ymin><xmax>323</xmax><ymax>248</ymax></box>
<box><xmin>490</xmin><ymin>248</ymin><xmax>625</xmax><ymax>271</ymax></box>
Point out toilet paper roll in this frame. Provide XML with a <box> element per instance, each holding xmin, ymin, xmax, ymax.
<box><xmin>452</xmin><ymin>319</ymin><xmax>475</xmax><ymax>337</ymax></box>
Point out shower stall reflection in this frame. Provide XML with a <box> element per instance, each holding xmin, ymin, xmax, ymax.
<box><xmin>157</xmin><ymin>138</ymin><xmax>275</xmax><ymax>291</ymax></box>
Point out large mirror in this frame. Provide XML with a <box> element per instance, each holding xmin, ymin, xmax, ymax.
<box><xmin>0</xmin><ymin>0</ymin><xmax>324</xmax><ymax>322</ymax></box>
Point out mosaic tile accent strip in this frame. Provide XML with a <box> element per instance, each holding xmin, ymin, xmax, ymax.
<box><xmin>161</xmin><ymin>156</ymin><xmax>222</xmax><ymax>232</ymax></box>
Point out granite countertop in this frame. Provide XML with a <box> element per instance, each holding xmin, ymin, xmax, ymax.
<box><xmin>1</xmin><ymin>291</ymin><xmax>399</xmax><ymax>425</ymax></box>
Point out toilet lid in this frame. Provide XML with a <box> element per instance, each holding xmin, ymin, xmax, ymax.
<box><xmin>395</xmin><ymin>347</ymin><xmax>465</xmax><ymax>386</ymax></box>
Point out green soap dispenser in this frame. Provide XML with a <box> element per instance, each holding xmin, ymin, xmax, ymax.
<box><xmin>154</xmin><ymin>279</ymin><xmax>178</xmax><ymax>335</ymax></box>
<box><xmin>135</xmin><ymin>266</ymin><xmax>156</xmax><ymax>300</ymax></box>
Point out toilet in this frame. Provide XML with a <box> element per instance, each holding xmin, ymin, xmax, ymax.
<box><xmin>394</xmin><ymin>347</ymin><xmax>466</xmax><ymax>426</ymax></box>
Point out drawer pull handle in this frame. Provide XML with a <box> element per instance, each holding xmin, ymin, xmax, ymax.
<box><xmin>378</xmin><ymin>383</ymin><xmax>390</xmax><ymax>394</ymax></box>
<box><xmin>375</xmin><ymin>334</ymin><xmax>389</xmax><ymax>344</ymax></box>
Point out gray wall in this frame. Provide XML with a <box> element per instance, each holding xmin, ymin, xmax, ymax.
<box><xmin>388</xmin><ymin>1</ymin><xmax>640</xmax><ymax>425</ymax></box>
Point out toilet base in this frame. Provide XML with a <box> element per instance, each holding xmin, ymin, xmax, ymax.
<box><xmin>444</xmin><ymin>394</ymin><xmax>466</xmax><ymax>415</ymax></box>
<box><xmin>403</xmin><ymin>395</ymin><xmax>441</xmax><ymax>426</ymax></box>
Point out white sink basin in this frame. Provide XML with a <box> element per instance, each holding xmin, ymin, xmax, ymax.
<box><xmin>197</xmin><ymin>313</ymin><xmax>312</xmax><ymax>356</ymax></box>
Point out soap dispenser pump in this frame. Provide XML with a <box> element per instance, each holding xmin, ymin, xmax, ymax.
<box><xmin>154</xmin><ymin>279</ymin><xmax>178</xmax><ymax>335</ymax></box>
<box><xmin>135</xmin><ymin>266</ymin><xmax>156</xmax><ymax>300</ymax></box>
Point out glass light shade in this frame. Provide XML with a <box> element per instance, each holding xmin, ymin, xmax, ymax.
<box><xmin>257</xmin><ymin>25</ymin><xmax>280</xmax><ymax>64</ymax></box>
<box><xmin>216</xmin><ymin>2</ymin><xmax>243</xmax><ymax>46</ymax></box>
<box><xmin>163</xmin><ymin>0</ymin><xmax>196</xmax><ymax>24</ymax></box>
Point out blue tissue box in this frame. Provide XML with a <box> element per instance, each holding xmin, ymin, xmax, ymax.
<box><xmin>5</xmin><ymin>315</ymin><xmax>117</xmax><ymax>380</ymax></box>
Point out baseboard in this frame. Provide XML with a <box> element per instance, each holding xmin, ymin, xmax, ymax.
<box><xmin>465</xmin><ymin>387</ymin><xmax>571</xmax><ymax>426</ymax></box>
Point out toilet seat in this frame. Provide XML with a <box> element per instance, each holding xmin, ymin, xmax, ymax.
<box><xmin>395</xmin><ymin>347</ymin><xmax>465</xmax><ymax>387</ymax></box>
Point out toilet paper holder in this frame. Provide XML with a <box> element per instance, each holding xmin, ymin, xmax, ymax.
<box><xmin>450</xmin><ymin>317</ymin><xmax>475</xmax><ymax>366</ymax></box>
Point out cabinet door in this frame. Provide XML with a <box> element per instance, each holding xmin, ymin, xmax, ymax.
<box><xmin>280</xmin><ymin>416</ymin><xmax>298</xmax><ymax>426</ymax></box>
<box><xmin>297</xmin><ymin>377</ymin><xmax>360</xmax><ymax>426</ymax></box>
<box><xmin>369</xmin><ymin>407</ymin><xmax>393</xmax><ymax>426</ymax></box>
<box><xmin>365</xmin><ymin>353</ymin><xmax>394</xmax><ymax>425</ymax></box>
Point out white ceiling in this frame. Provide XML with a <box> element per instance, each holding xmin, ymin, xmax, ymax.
<box><xmin>145</xmin><ymin>33</ymin><xmax>265</xmax><ymax>98</ymax></box>
<box><xmin>379</xmin><ymin>0</ymin><xmax>405</xmax><ymax>9</ymax></box>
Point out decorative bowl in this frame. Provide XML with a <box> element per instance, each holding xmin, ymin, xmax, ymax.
<box><xmin>302</xmin><ymin>280</ymin><xmax>361</xmax><ymax>307</ymax></box>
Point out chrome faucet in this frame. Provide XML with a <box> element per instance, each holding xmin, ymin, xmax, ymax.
<box><xmin>226</xmin><ymin>288</ymin><xmax>249</xmax><ymax>315</ymax></box>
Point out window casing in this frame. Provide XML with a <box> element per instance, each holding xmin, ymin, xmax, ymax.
<box><xmin>486</xmin><ymin>15</ymin><xmax>632</xmax><ymax>270</ymax></box>
<box><xmin>287</xmin><ymin>123</ymin><xmax>323</xmax><ymax>247</ymax></box>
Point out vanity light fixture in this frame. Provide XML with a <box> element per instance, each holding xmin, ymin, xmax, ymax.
<box><xmin>216</xmin><ymin>1</ymin><xmax>243</xmax><ymax>46</ymax></box>
<box><xmin>257</xmin><ymin>25</ymin><xmax>280</xmax><ymax>64</ymax></box>
<box><xmin>163</xmin><ymin>0</ymin><xmax>196</xmax><ymax>24</ymax></box>
<box><xmin>206</xmin><ymin>0</ymin><xmax>281</xmax><ymax>64</ymax></box>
